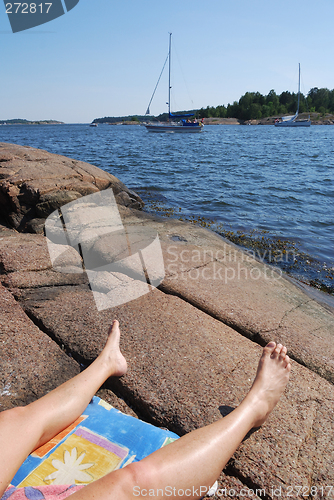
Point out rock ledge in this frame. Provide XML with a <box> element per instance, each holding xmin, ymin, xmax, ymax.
<box><xmin>0</xmin><ymin>142</ymin><xmax>143</xmax><ymax>233</ymax></box>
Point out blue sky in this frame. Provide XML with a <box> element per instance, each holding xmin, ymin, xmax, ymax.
<box><xmin>1</xmin><ymin>0</ymin><xmax>333</xmax><ymax>123</ymax></box>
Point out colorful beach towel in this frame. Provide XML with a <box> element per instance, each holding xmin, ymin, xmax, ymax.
<box><xmin>3</xmin><ymin>396</ymin><xmax>178</xmax><ymax>498</ymax></box>
<box><xmin>2</xmin><ymin>485</ymin><xmax>84</xmax><ymax>500</ymax></box>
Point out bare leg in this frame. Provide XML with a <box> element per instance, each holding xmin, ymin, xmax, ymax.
<box><xmin>0</xmin><ymin>320</ymin><xmax>127</xmax><ymax>496</ymax></box>
<box><xmin>72</xmin><ymin>342</ymin><xmax>291</xmax><ymax>500</ymax></box>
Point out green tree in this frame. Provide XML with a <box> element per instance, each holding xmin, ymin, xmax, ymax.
<box><xmin>261</xmin><ymin>104</ymin><xmax>270</xmax><ymax>117</ymax></box>
<box><xmin>279</xmin><ymin>91</ymin><xmax>294</xmax><ymax>107</ymax></box>
<box><xmin>252</xmin><ymin>92</ymin><xmax>265</xmax><ymax>105</ymax></box>
<box><xmin>208</xmin><ymin>106</ymin><xmax>217</xmax><ymax>117</ymax></box>
<box><xmin>216</xmin><ymin>105</ymin><xmax>227</xmax><ymax>118</ymax></box>
<box><xmin>250</xmin><ymin>103</ymin><xmax>262</xmax><ymax>119</ymax></box>
<box><xmin>266</xmin><ymin>90</ymin><xmax>279</xmax><ymax>108</ymax></box>
<box><xmin>226</xmin><ymin>101</ymin><xmax>240</xmax><ymax>118</ymax></box>
<box><xmin>198</xmin><ymin>107</ymin><xmax>208</xmax><ymax>118</ymax></box>
<box><xmin>286</xmin><ymin>93</ymin><xmax>297</xmax><ymax>113</ymax></box>
<box><xmin>329</xmin><ymin>90</ymin><xmax>334</xmax><ymax>113</ymax></box>
<box><xmin>308</xmin><ymin>87</ymin><xmax>330</xmax><ymax>112</ymax></box>
<box><xmin>238</xmin><ymin>92</ymin><xmax>254</xmax><ymax>120</ymax></box>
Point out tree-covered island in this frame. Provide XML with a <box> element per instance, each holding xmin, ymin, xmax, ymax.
<box><xmin>197</xmin><ymin>87</ymin><xmax>334</xmax><ymax>121</ymax></box>
<box><xmin>0</xmin><ymin>119</ymin><xmax>63</xmax><ymax>125</ymax></box>
<box><xmin>93</xmin><ymin>87</ymin><xmax>334</xmax><ymax>124</ymax></box>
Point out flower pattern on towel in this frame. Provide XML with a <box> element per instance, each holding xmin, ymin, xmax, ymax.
<box><xmin>44</xmin><ymin>449</ymin><xmax>93</xmax><ymax>485</ymax></box>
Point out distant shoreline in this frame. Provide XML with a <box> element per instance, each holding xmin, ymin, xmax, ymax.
<box><xmin>2</xmin><ymin>114</ymin><xmax>333</xmax><ymax>126</ymax></box>
<box><xmin>199</xmin><ymin>113</ymin><xmax>334</xmax><ymax>126</ymax></box>
<box><xmin>92</xmin><ymin>114</ymin><xmax>334</xmax><ymax>126</ymax></box>
<box><xmin>0</xmin><ymin>120</ymin><xmax>63</xmax><ymax>125</ymax></box>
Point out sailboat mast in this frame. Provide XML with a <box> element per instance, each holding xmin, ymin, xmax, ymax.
<box><xmin>297</xmin><ymin>63</ymin><xmax>301</xmax><ymax>114</ymax></box>
<box><xmin>168</xmin><ymin>32</ymin><xmax>172</xmax><ymax>121</ymax></box>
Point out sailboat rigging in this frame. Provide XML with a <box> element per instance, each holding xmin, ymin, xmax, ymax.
<box><xmin>275</xmin><ymin>64</ymin><xmax>311</xmax><ymax>127</ymax></box>
<box><xmin>144</xmin><ymin>33</ymin><xmax>203</xmax><ymax>133</ymax></box>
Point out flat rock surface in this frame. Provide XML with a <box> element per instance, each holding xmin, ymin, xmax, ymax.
<box><xmin>160</xmin><ymin>240</ymin><xmax>334</xmax><ymax>383</ymax></box>
<box><xmin>96</xmin><ymin>388</ymin><xmax>139</xmax><ymax>419</ymax></box>
<box><xmin>0</xmin><ymin>232</ymin><xmax>52</xmax><ymax>272</ymax></box>
<box><xmin>118</xmin><ymin>208</ymin><xmax>334</xmax><ymax>384</ymax></box>
<box><xmin>0</xmin><ymin>283</ymin><xmax>79</xmax><ymax>410</ymax></box>
<box><xmin>16</xmin><ymin>283</ymin><xmax>334</xmax><ymax>496</ymax></box>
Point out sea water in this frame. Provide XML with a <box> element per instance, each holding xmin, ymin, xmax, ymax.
<box><xmin>0</xmin><ymin>123</ymin><xmax>333</xmax><ymax>294</ymax></box>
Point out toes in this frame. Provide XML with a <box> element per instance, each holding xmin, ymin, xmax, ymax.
<box><xmin>284</xmin><ymin>355</ymin><xmax>291</xmax><ymax>368</ymax></box>
<box><xmin>263</xmin><ymin>342</ymin><xmax>290</xmax><ymax>364</ymax></box>
<box><xmin>263</xmin><ymin>341</ymin><xmax>276</xmax><ymax>357</ymax></box>
<box><xmin>271</xmin><ymin>343</ymin><xmax>283</xmax><ymax>358</ymax></box>
<box><xmin>108</xmin><ymin>320</ymin><xmax>120</xmax><ymax>337</ymax></box>
<box><xmin>279</xmin><ymin>345</ymin><xmax>288</xmax><ymax>361</ymax></box>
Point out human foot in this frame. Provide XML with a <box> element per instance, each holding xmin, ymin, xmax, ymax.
<box><xmin>245</xmin><ymin>342</ymin><xmax>291</xmax><ymax>427</ymax></box>
<box><xmin>99</xmin><ymin>320</ymin><xmax>128</xmax><ymax>378</ymax></box>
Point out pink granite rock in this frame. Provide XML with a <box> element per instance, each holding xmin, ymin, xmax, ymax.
<box><xmin>1</xmin><ymin>145</ymin><xmax>334</xmax><ymax>496</ymax></box>
<box><xmin>0</xmin><ymin>143</ymin><xmax>143</xmax><ymax>233</ymax></box>
<box><xmin>0</xmin><ymin>283</ymin><xmax>79</xmax><ymax>410</ymax></box>
<box><xmin>18</xmin><ymin>284</ymin><xmax>334</xmax><ymax>495</ymax></box>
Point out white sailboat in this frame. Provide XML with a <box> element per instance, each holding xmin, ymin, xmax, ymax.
<box><xmin>145</xmin><ymin>34</ymin><xmax>203</xmax><ymax>133</ymax></box>
<box><xmin>275</xmin><ymin>64</ymin><xmax>311</xmax><ymax>127</ymax></box>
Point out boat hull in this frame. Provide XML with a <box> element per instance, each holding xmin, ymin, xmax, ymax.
<box><xmin>145</xmin><ymin>124</ymin><xmax>203</xmax><ymax>133</ymax></box>
<box><xmin>275</xmin><ymin>120</ymin><xmax>311</xmax><ymax>127</ymax></box>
